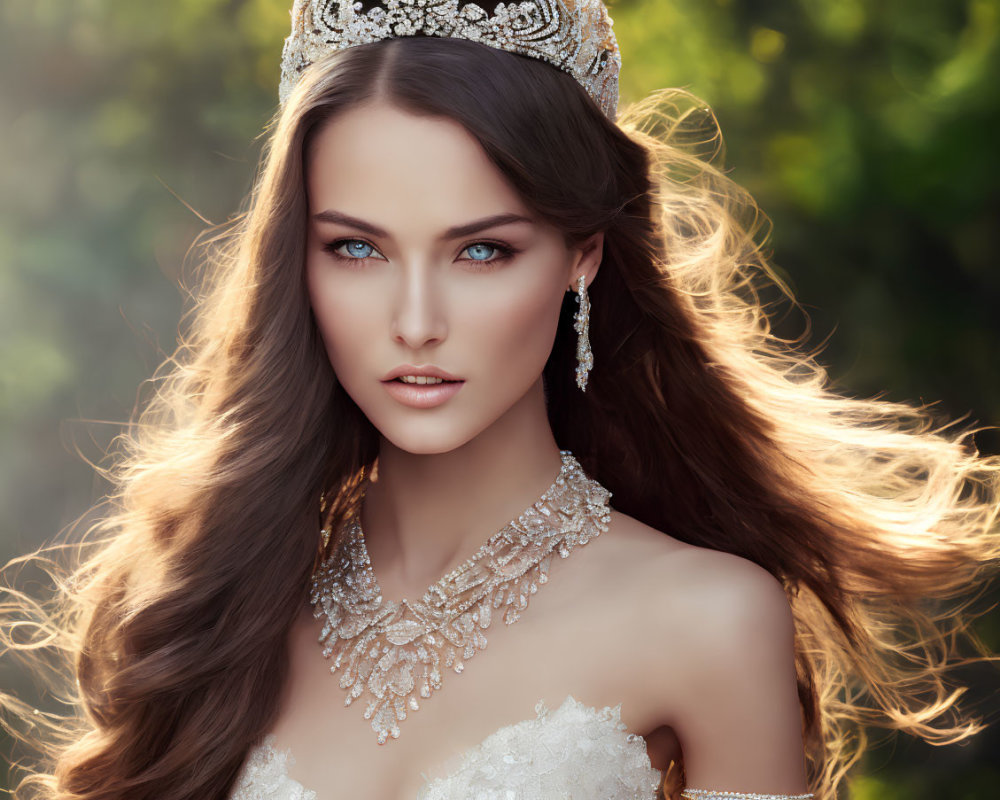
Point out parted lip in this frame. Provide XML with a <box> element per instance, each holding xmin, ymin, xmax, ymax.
<box><xmin>382</xmin><ymin>364</ymin><xmax>463</xmax><ymax>382</ymax></box>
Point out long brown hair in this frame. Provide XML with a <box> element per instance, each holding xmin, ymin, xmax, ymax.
<box><xmin>3</xmin><ymin>35</ymin><xmax>999</xmax><ymax>800</ymax></box>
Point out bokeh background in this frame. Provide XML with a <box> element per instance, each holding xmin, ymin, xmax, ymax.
<box><xmin>1</xmin><ymin>0</ymin><xmax>998</xmax><ymax>796</ymax></box>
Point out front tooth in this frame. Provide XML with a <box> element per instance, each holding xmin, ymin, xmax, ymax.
<box><xmin>401</xmin><ymin>375</ymin><xmax>444</xmax><ymax>384</ymax></box>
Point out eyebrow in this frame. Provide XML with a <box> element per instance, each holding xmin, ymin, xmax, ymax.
<box><xmin>312</xmin><ymin>209</ymin><xmax>535</xmax><ymax>240</ymax></box>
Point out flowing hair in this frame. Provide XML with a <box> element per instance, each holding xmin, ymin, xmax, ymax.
<box><xmin>2</xmin><ymin>34</ymin><xmax>999</xmax><ymax>800</ymax></box>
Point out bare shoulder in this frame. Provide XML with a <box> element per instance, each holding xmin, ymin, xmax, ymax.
<box><xmin>651</xmin><ymin>541</ymin><xmax>798</xmax><ymax>703</ymax></box>
<box><xmin>605</xmin><ymin>509</ymin><xmax>793</xmax><ymax>640</ymax></box>
<box><xmin>651</xmin><ymin>535</ymin><xmax>794</xmax><ymax>650</ymax></box>
<box><xmin>604</xmin><ymin>511</ymin><xmax>807</xmax><ymax>791</ymax></box>
<box><xmin>599</xmin><ymin>511</ymin><xmax>798</xmax><ymax>709</ymax></box>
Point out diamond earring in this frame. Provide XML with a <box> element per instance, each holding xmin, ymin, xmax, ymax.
<box><xmin>572</xmin><ymin>275</ymin><xmax>593</xmax><ymax>392</ymax></box>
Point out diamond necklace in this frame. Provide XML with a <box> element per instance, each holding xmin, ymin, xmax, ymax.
<box><xmin>309</xmin><ymin>449</ymin><xmax>612</xmax><ymax>744</ymax></box>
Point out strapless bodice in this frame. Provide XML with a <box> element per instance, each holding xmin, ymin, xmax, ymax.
<box><xmin>229</xmin><ymin>694</ymin><xmax>663</xmax><ymax>799</ymax></box>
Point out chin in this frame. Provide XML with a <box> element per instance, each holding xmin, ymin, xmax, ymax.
<box><xmin>373</xmin><ymin>417</ymin><xmax>481</xmax><ymax>456</ymax></box>
<box><xmin>391</xmin><ymin>441</ymin><xmax>463</xmax><ymax>456</ymax></box>
<box><xmin>371</xmin><ymin>403</ymin><xmax>515</xmax><ymax>456</ymax></box>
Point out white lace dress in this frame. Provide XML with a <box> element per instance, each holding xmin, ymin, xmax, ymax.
<box><xmin>228</xmin><ymin>694</ymin><xmax>663</xmax><ymax>800</ymax></box>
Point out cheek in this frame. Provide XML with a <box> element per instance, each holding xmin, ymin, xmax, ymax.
<box><xmin>306</xmin><ymin>265</ymin><xmax>375</xmax><ymax>376</ymax></box>
<box><xmin>486</xmin><ymin>295</ymin><xmax>559</xmax><ymax>356</ymax></box>
<box><xmin>457</xmin><ymin>272</ymin><xmax>566</xmax><ymax>374</ymax></box>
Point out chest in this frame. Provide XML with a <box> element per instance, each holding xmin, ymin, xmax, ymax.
<box><xmin>265</xmin><ymin>537</ymin><xmax>673</xmax><ymax>798</ymax></box>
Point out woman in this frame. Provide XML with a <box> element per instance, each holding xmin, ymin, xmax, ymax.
<box><xmin>3</xmin><ymin>1</ymin><xmax>998</xmax><ymax>799</ymax></box>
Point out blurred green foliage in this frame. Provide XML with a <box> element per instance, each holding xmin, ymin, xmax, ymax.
<box><xmin>1</xmin><ymin>0</ymin><xmax>997</xmax><ymax>796</ymax></box>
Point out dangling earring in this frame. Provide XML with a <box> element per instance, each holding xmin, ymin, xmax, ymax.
<box><xmin>572</xmin><ymin>274</ymin><xmax>593</xmax><ymax>392</ymax></box>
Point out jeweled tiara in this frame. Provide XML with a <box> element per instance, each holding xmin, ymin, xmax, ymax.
<box><xmin>279</xmin><ymin>0</ymin><xmax>621</xmax><ymax>119</ymax></box>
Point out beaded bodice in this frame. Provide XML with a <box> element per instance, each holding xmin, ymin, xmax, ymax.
<box><xmin>229</xmin><ymin>700</ymin><xmax>814</xmax><ymax>799</ymax></box>
<box><xmin>229</xmin><ymin>694</ymin><xmax>663</xmax><ymax>799</ymax></box>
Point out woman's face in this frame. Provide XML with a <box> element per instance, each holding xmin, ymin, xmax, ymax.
<box><xmin>305</xmin><ymin>100</ymin><xmax>600</xmax><ymax>455</ymax></box>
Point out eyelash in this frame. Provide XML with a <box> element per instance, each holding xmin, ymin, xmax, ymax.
<box><xmin>321</xmin><ymin>238</ymin><xmax>518</xmax><ymax>271</ymax></box>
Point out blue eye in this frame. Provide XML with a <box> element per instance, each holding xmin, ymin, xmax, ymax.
<box><xmin>345</xmin><ymin>241</ymin><xmax>373</xmax><ymax>258</ymax></box>
<box><xmin>465</xmin><ymin>243</ymin><xmax>497</xmax><ymax>261</ymax></box>
<box><xmin>460</xmin><ymin>242</ymin><xmax>517</xmax><ymax>270</ymax></box>
<box><xmin>322</xmin><ymin>238</ymin><xmax>386</xmax><ymax>265</ymax></box>
<box><xmin>335</xmin><ymin>239</ymin><xmax>374</xmax><ymax>259</ymax></box>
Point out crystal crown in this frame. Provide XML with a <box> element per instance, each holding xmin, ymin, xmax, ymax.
<box><xmin>280</xmin><ymin>0</ymin><xmax>621</xmax><ymax>119</ymax></box>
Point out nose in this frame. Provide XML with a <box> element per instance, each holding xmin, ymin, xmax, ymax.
<box><xmin>389</xmin><ymin>264</ymin><xmax>447</xmax><ymax>350</ymax></box>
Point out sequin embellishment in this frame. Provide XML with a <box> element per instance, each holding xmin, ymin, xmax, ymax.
<box><xmin>309</xmin><ymin>450</ymin><xmax>612</xmax><ymax>744</ymax></box>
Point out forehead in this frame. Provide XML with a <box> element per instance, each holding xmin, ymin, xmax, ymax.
<box><xmin>306</xmin><ymin>101</ymin><xmax>530</xmax><ymax>226</ymax></box>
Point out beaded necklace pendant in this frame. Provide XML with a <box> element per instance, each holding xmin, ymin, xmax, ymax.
<box><xmin>309</xmin><ymin>450</ymin><xmax>612</xmax><ymax>744</ymax></box>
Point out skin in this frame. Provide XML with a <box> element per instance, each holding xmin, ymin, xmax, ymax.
<box><xmin>275</xmin><ymin>99</ymin><xmax>810</xmax><ymax>798</ymax></box>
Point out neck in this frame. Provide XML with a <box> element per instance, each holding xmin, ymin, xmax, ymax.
<box><xmin>359</xmin><ymin>377</ymin><xmax>564</xmax><ymax>599</ymax></box>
